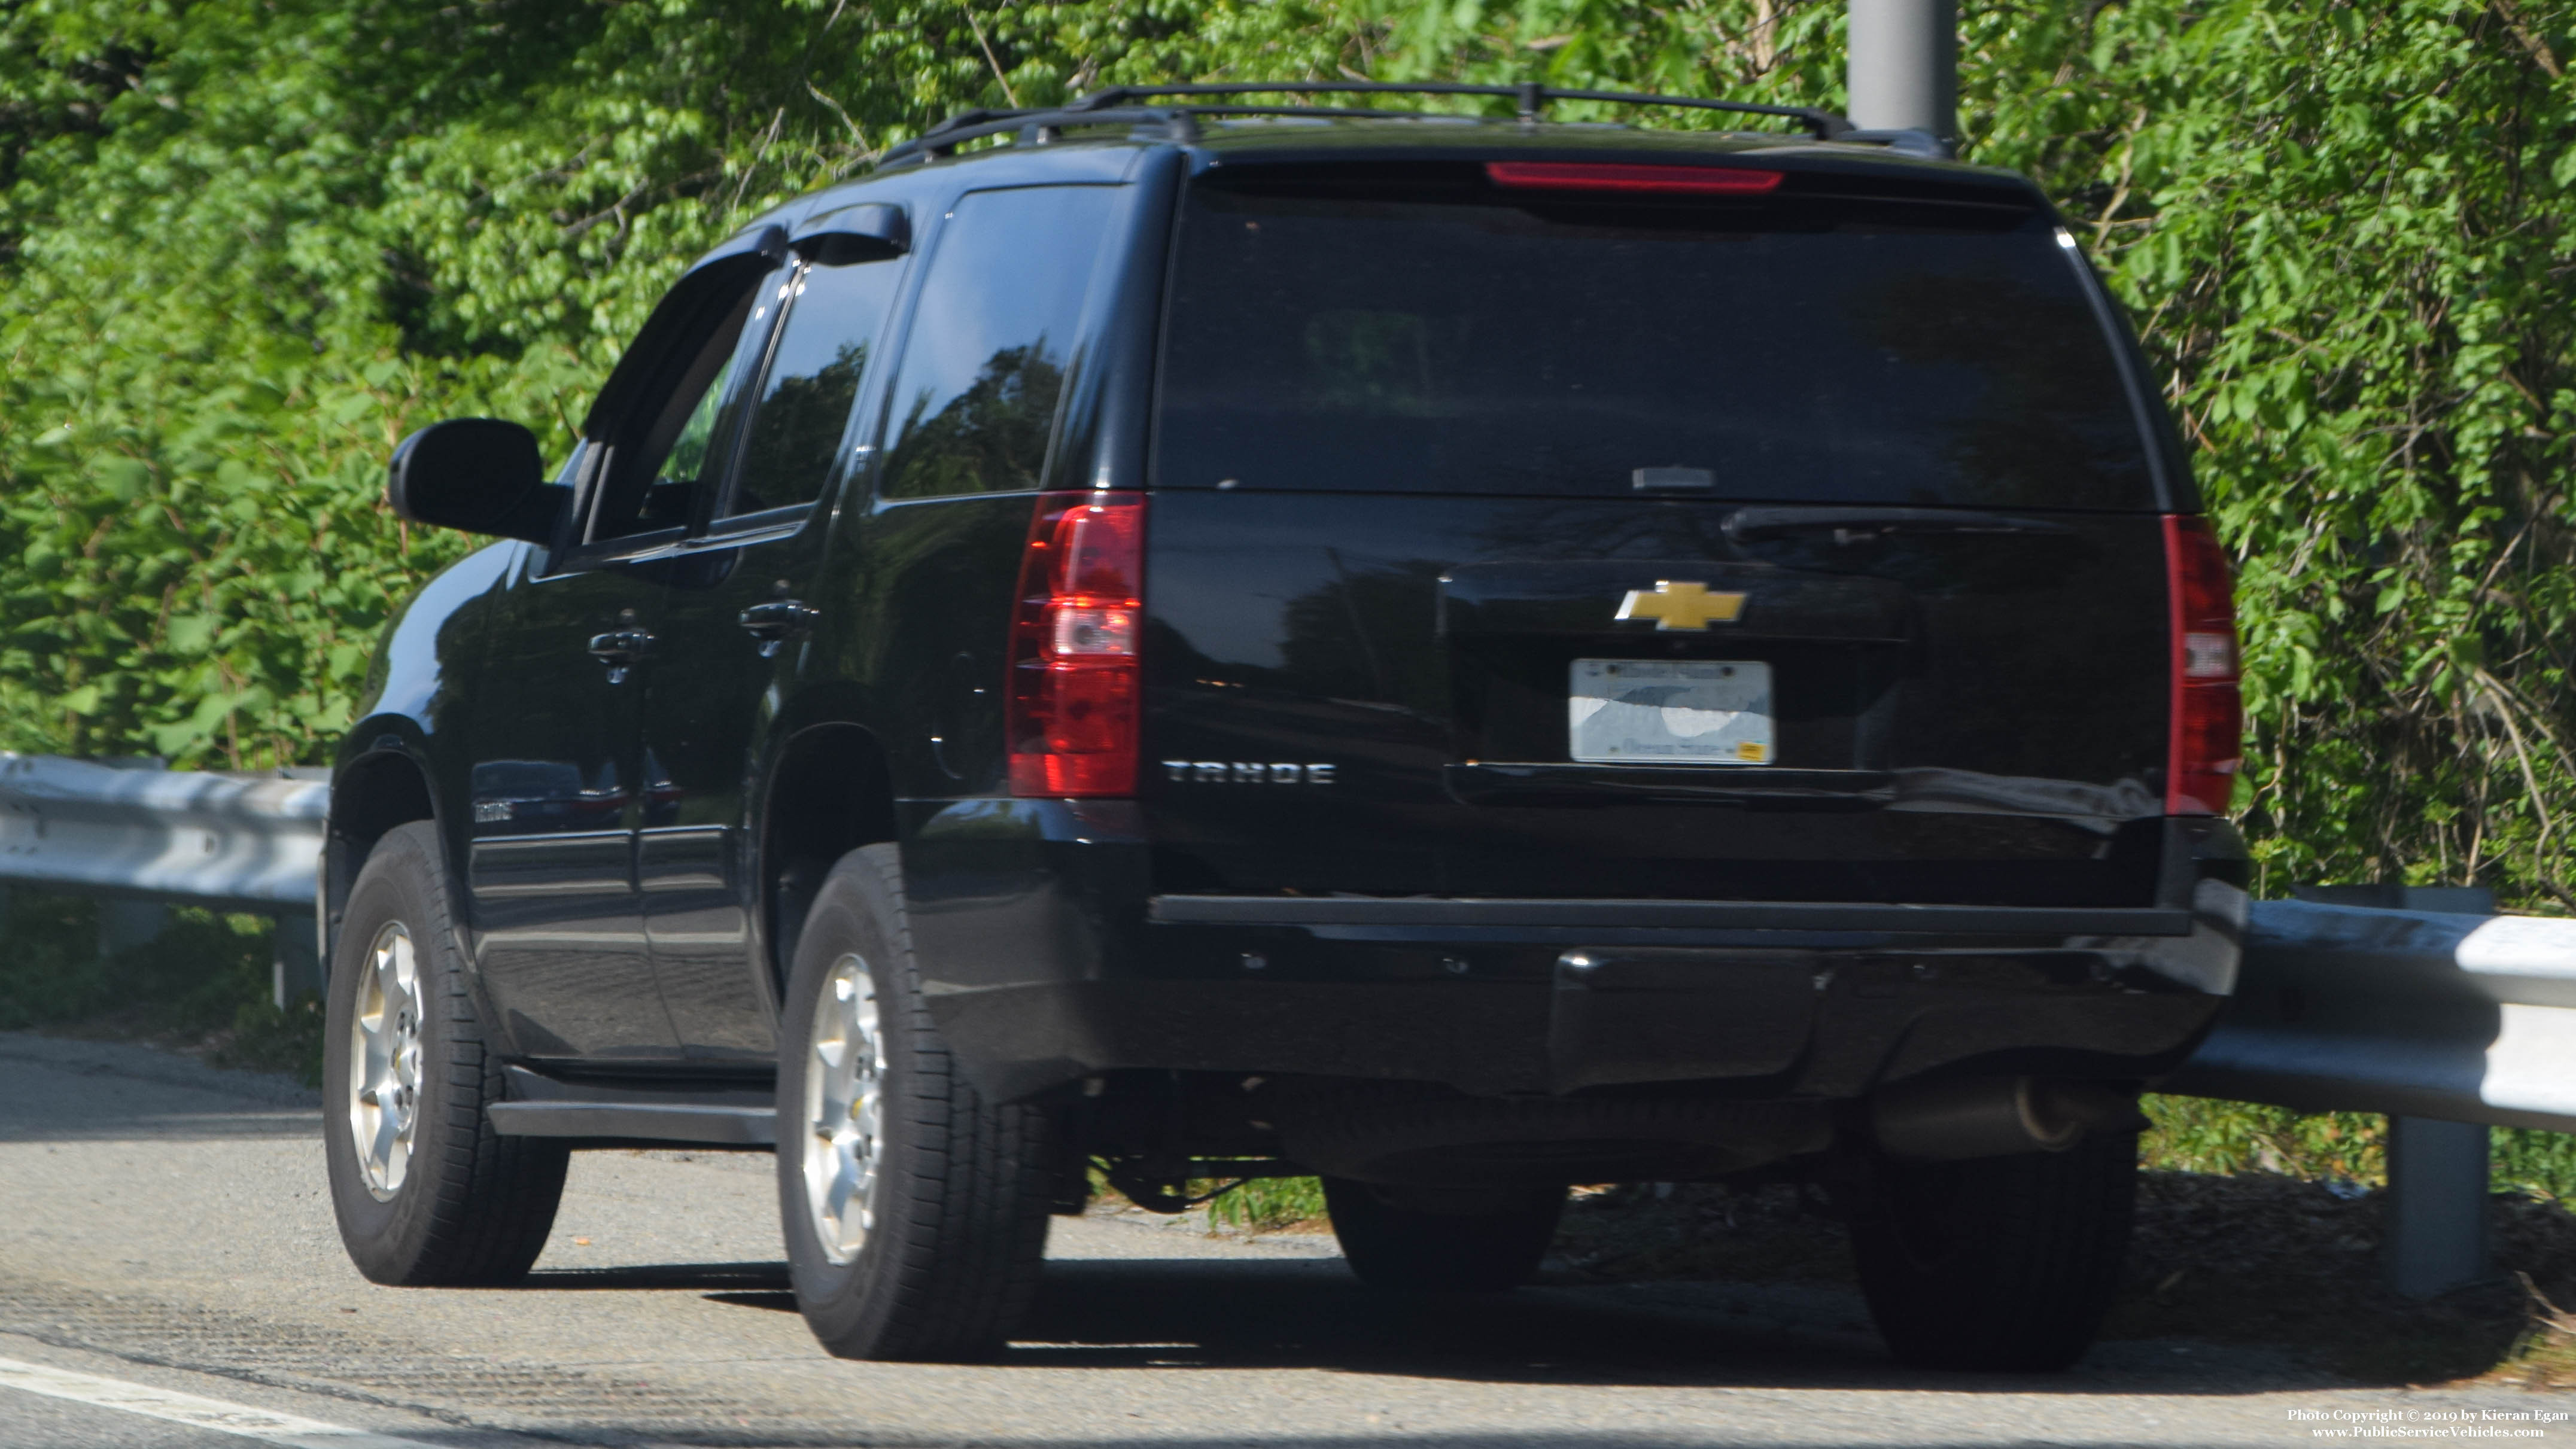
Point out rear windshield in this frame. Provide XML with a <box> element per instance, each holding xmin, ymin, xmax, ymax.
<box><xmin>1152</xmin><ymin>171</ymin><xmax>2157</xmax><ymax>508</ymax></box>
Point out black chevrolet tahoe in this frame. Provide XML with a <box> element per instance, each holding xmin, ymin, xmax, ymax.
<box><xmin>320</xmin><ymin>83</ymin><xmax>2250</xmax><ymax>1373</ymax></box>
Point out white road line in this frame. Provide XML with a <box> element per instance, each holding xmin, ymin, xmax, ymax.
<box><xmin>0</xmin><ymin>1354</ymin><xmax>448</xmax><ymax>1448</ymax></box>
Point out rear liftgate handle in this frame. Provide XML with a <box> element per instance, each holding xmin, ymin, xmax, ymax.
<box><xmin>738</xmin><ymin>599</ymin><xmax>821</xmax><ymax>658</ymax></box>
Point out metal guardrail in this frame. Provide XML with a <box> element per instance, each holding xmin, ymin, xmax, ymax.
<box><xmin>0</xmin><ymin>751</ymin><xmax>2559</xmax><ymax>1130</ymax></box>
<box><xmin>0</xmin><ymin>754</ymin><xmax>327</xmax><ymax>1007</ymax></box>
<box><xmin>0</xmin><ymin>753</ymin><xmax>325</xmax><ymax>914</ymax></box>
<box><xmin>0</xmin><ymin>751</ymin><xmax>2555</xmax><ymax>1292</ymax></box>
<box><xmin>2165</xmin><ymin>899</ymin><xmax>2576</xmax><ymax>1134</ymax></box>
<box><xmin>2155</xmin><ymin>894</ymin><xmax>2564</xmax><ymax>1297</ymax></box>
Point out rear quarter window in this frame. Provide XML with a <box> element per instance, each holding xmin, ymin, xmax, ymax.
<box><xmin>725</xmin><ymin>257</ymin><xmax>905</xmax><ymax>519</ymax></box>
<box><xmin>1152</xmin><ymin>172</ymin><xmax>2157</xmax><ymax>509</ymax></box>
<box><xmin>877</xmin><ymin>185</ymin><xmax>1120</xmax><ymax>500</ymax></box>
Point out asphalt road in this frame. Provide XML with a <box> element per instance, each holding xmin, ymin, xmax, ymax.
<box><xmin>1</xmin><ymin>1031</ymin><xmax>2566</xmax><ymax>1448</ymax></box>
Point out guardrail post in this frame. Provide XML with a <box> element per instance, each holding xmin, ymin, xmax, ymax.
<box><xmin>96</xmin><ymin>899</ymin><xmax>165</xmax><ymax>960</ymax></box>
<box><xmin>1847</xmin><ymin>0</ymin><xmax>1957</xmax><ymax>150</ymax></box>
<box><xmin>2283</xmin><ymin>882</ymin><xmax>2501</xmax><ymax>1299</ymax></box>
<box><xmin>2386</xmin><ymin>1115</ymin><xmax>2492</xmax><ymax>1298</ymax></box>
<box><xmin>271</xmin><ymin>911</ymin><xmax>323</xmax><ymax>1009</ymax></box>
<box><xmin>2385</xmin><ymin>882</ymin><xmax>2500</xmax><ymax>1299</ymax></box>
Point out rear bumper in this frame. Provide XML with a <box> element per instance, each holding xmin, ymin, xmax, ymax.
<box><xmin>923</xmin><ymin>949</ymin><xmax>2230</xmax><ymax>1103</ymax></box>
<box><xmin>1148</xmin><ymin>894</ymin><xmax>2195</xmax><ymax>937</ymax></box>
<box><xmin>901</xmin><ymin>800</ymin><xmax>2244</xmax><ymax>1102</ymax></box>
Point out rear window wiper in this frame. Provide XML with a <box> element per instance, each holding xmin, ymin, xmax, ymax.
<box><xmin>1725</xmin><ymin>507</ymin><xmax>2075</xmax><ymax>546</ymax></box>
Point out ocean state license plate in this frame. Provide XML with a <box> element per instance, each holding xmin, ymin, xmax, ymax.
<box><xmin>1568</xmin><ymin>659</ymin><xmax>1774</xmax><ymax>765</ymax></box>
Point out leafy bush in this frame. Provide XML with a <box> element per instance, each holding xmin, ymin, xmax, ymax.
<box><xmin>0</xmin><ymin>889</ymin><xmax>323</xmax><ymax>1081</ymax></box>
<box><xmin>2145</xmin><ymin>1092</ymin><xmax>2389</xmax><ymax>1183</ymax></box>
<box><xmin>0</xmin><ymin>0</ymin><xmax>1351</xmax><ymax>769</ymax></box>
<box><xmin>2146</xmin><ymin>1093</ymin><xmax>2576</xmax><ymax>1201</ymax></box>
<box><xmin>1205</xmin><ymin>1176</ymin><xmax>1328</xmax><ymax>1232</ymax></box>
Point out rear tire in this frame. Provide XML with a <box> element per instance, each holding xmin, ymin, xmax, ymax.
<box><xmin>323</xmin><ymin>821</ymin><xmax>568</xmax><ymax>1285</ymax></box>
<box><xmin>1322</xmin><ymin>1178</ymin><xmax>1565</xmax><ymax>1292</ymax></box>
<box><xmin>1847</xmin><ymin>1131</ymin><xmax>2136</xmax><ymax>1371</ymax></box>
<box><xmin>777</xmin><ymin>843</ymin><xmax>1055</xmax><ymax>1360</ymax></box>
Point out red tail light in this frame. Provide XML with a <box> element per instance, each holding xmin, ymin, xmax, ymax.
<box><xmin>2164</xmin><ymin>515</ymin><xmax>2243</xmax><ymax>815</ymax></box>
<box><xmin>1485</xmin><ymin>162</ymin><xmax>1783</xmax><ymax>196</ymax></box>
<box><xmin>1008</xmin><ymin>491</ymin><xmax>1144</xmax><ymax>797</ymax></box>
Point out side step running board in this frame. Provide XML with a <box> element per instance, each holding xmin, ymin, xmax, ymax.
<box><xmin>486</xmin><ymin>1066</ymin><xmax>775</xmax><ymax>1149</ymax></box>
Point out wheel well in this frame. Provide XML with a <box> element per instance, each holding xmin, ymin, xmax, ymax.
<box><xmin>326</xmin><ymin>751</ymin><xmax>436</xmax><ymax>969</ymax></box>
<box><xmin>762</xmin><ymin>724</ymin><xmax>897</xmax><ymax>988</ymax></box>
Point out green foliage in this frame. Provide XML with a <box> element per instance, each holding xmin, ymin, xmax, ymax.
<box><xmin>7</xmin><ymin>0</ymin><xmax>2571</xmax><ymax>905</ymax></box>
<box><xmin>2146</xmin><ymin>1093</ymin><xmax>2576</xmax><ymax>1201</ymax></box>
<box><xmin>2497</xmin><ymin>1126</ymin><xmax>2576</xmax><ymax>1199</ymax></box>
<box><xmin>220</xmin><ymin>988</ymin><xmax>327</xmax><ymax>1085</ymax></box>
<box><xmin>0</xmin><ymin>0</ymin><xmax>1347</xmax><ymax>768</ymax></box>
<box><xmin>0</xmin><ymin>890</ymin><xmax>321</xmax><ymax>1080</ymax></box>
<box><xmin>1963</xmin><ymin>2</ymin><xmax>2576</xmax><ymax>906</ymax></box>
<box><xmin>2145</xmin><ymin>1092</ymin><xmax>2389</xmax><ymax>1183</ymax></box>
<box><xmin>1204</xmin><ymin>1174</ymin><xmax>1327</xmax><ymax>1231</ymax></box>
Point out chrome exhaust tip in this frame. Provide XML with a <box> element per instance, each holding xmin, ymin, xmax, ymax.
<box><xmin>1871</xmin><ymin>1076</ymin><xmax>2146</xmax><ymax>1162</ymax></box>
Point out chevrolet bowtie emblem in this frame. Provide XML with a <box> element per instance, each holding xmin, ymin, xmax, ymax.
<box><xmin>1614</xmin><ymin>580</ymin><xmax>1746</xmax><ymax>631</ymax></box>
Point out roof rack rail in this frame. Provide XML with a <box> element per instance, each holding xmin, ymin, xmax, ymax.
<box><xmin>1070</xmin><ymin>82</ymin><xmax>1849</xmax><ymax>136</ymax></box>
<box><xmin>880</xmin><ymin>80</ymin><xmax>1854</xmax><ymax>169</ymax></box>
<box><xmin>883</xmin><ymin>104</ymin><xmax>1181</xmax><ymax>166</ymax></box>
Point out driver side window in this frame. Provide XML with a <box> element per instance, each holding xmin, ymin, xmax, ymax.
<box><xmin>644</xmin><ymin>352</ymin><xmax>740</xmax><ymax>530</ymax></box>
<box><xmin>585</xmin><ymin>272</ymin><xmax>777</xmax><ymax>544</ymax></box>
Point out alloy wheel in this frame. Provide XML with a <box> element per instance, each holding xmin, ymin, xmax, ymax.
<box><xmin>804</xmin><ymin>953</ymin><xmax>886</xmax><ymax>1265</ymax></box>
<box><xmin>349</xmin><ymin>921</ymin><xmax>424</xmax><ymax>1200</ymax></box>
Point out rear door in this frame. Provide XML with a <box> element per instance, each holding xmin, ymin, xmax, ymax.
<box><xmin>853</xmin><ymin>182</ymin><xmax>1129</xmax><ymax>797</ymax></box>
<box><xmin>1140</xmin><ymin>159</ymin><xmax>2176</xmax><ymax>908</ymax></box>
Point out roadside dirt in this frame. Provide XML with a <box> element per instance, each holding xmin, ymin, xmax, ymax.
<box><xmin>1541</xmin><ymin>1172</ymin><xmax>2576</xmax><ymax>1387</ymax></box>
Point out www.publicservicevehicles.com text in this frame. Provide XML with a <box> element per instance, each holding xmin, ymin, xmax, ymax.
<box><xmin>2291</xmin><ymin>1409</ymin><xmax>2569</xmax><ymax>1438</ymax></box>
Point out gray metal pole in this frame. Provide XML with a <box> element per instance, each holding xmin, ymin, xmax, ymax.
<box><xmin>1846</xmin><ymin>0</ymin><xmax>1958</xmax><ymax>148</ymax></box>
<box><xmin>96</xmin><ymin>898</ymin><xmax>165</xmax><ymax>961</ymax></box>
<box><xmin>2252</xmin><ymin>883</ymin><xmax>2499</xmax><ymax>1298</ymax></box>
<box><xmin>271</xmin><ymin>910</ymin><xmax>324</xmax><ymax>1009</ymax></box>
<box><xmin>2380</xmin><ymin>883</ymin><xmax>2496</xmax><ymax>1299</ymax></box>
<box><xmin>2385</xmin><ymin>1115</ymin><xmax>2491</xmax><ymax>1298</ymax></box>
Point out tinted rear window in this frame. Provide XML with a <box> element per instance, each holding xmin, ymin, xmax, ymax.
<box><xmin>1152</xmin><ymin>173</ymin><xmax>2155</xmax><ymax>507</ymax></box>
<box><xmin>878</xmin><ymin>185</ymin><xmax>1117</xmax><ymax>499</ymax></box>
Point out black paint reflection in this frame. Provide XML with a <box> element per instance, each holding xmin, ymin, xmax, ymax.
<box><xmin>1141</xmin><ymin>489</ymin><xmax>2168</xmax><ymax>905</ymax></box>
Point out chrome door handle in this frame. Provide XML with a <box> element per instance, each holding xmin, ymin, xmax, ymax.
<box><xmin>586</xmin><ymin>628</ymin><xmax>654</xmax><ymax>682</ymax></box>
<box><xmin>586</xmin><ymin>627</ymin><xmax>655</xmax><ymax>663</ymax></box>
<box><xmin>738</xmin><ymin>599</ymin><xmax>820</xmax><ymax>657</ymax></box>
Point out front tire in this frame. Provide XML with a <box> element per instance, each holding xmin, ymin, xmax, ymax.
<box><xmin>323</xmin><ymin>821</ymin><xmax>568</xmax><ymax>1285</ymax></box>
<box><xmin>1322</xmin><ymin>1178</ymin><xmax>1565</xmax><ymax>1292</ymax></box>
<box><xmin>777</xmin><ymin>843</ymin><xmax>1054</xmax><ymax>1360</ymax></box>
<box><xmin>1847</xmin><ymin>1131</ymin><xmax>2137</xmax><ymax>1371</ymax></box>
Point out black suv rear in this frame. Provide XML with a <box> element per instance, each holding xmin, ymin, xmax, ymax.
<box><xmin>322</xmin><ymin>85</ymin><xmax>2248</xmax><ymax>1373</ymax></box>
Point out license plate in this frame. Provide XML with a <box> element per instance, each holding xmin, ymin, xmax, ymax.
<box><xmin>1568</xmin><ymin>659</ymin><xmax>1774</xmax><ymax>765</ymax></box>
